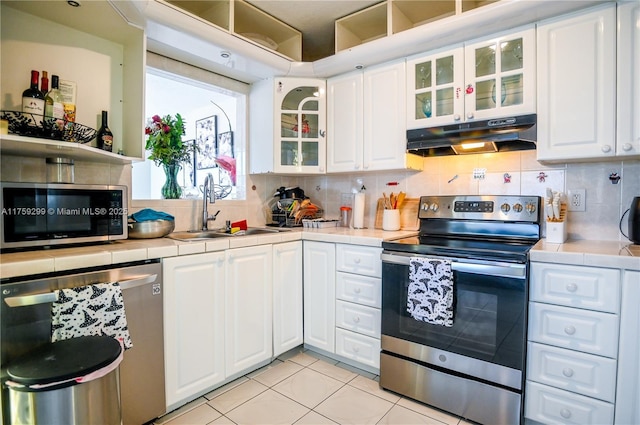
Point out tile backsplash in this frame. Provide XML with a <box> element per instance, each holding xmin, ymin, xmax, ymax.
<box><xmin>4</xmin><ymin>151</ymin><xmax>639</xmax><ymax>242</ymax></box>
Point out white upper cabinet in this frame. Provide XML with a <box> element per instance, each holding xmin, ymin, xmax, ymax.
<box><xmin>406</xmin><ymin>46</ymin><xmax>464</xmax><ymax>129</ymax></box>
<box><xmin>327</xmin><ymin>60</ymin><xmax>422</xmax><ymax>173</ymax></box>
<box><xmin>616</xmin><ymin>1</ymin><xmax>640</xmax><ymax>157</ymax></box>
<box><xmin>464</xmin><ymin>26</ymin><xmax>536</xmax><ymax>121</ymax></box>
<box><xmin>536</xmin><ymin>4</ymin><xmax>617</xmax><ymax>162</ymax></box>
<box><xmin>406</xmin><ymin>25</ymin><xmax>535</xmax><ymax>129</ymax></box>
<box><xmin>250</xmin><ymin>78</ymin><xmax>326</xmax><ymax>174</ymax></box>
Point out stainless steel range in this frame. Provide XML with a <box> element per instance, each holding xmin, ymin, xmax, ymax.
<box><xmin>380</xmin><ymin>195</ymin><xmax>541</xmax><ymax>425</ymax></box>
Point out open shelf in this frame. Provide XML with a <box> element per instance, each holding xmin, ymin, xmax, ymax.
<box><xmin>391</xmin><ymin>1</ymin><xmax>456</xmax><ymax>34</ymax></box>
<box><xmin>336</xmin><ymin>2</ymin><xmax>388</xmax><ymax>53</ymax></box>
<box><xmin>167</xmin><ymin>0</ymin><xmax>231</xmax><ymax>30</ymax></box>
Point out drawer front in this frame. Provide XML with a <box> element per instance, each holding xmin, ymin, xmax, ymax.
<box><xmin>335</xmin><ymin>300</ymin><xmax>381</xmax><ymax>338</ymax></box>
<box><xmin>336</xmin><ymin>272</ymin><xmax>381</xmax><ymax>308</ymax></box>
<box><xmin>527</xmin><ymin>342</ymin><xmax>617</xmax><ymax>402</ymax></box>
<box><xmin>530</xmin><ymin>263</ymin><xmax>620</xmax><ymax>313</ymax></box>
<box><xmin>336</xmin><ymin>244</ymin><xmax>382</xmax><ymax>278</ymax></box>
<box><xmin>528</xmin><ymin>302</ymin><xmax>619</xmax><ymax>358</ymax></box>
<box><xmin>525</xmin><ymin>381</ymin><xmax>614</xmax><ymax>425</ymax></box>
<box><xmin>335</xmin><ymin>328</ymin><xmax>380</xmax><ymax>369</ymax></box>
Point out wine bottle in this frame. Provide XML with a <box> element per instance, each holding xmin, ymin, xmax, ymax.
<box><xmin>42</xmin><ymin>71</ymin><xmax>53</xmax><ymax>117</ymax></box>
<box><xmin>46</xmin><ymin>75</ymin><xmax>65</xmax><ymax>121</ymax></box>
<box><xmin>22</xmin><ymin>70</ymin><xmax>45</xmax><ymax>116</ymax></box>
<box><xmin>96</xmin><ymin>110</ymin><xmax>113</xmax><ymax>152</ymax></box>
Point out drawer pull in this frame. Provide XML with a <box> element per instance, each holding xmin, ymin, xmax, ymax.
<box><xmin>354</xmin><ymin>258</ymin><xmax>361</xmax><ymax>264</ymax></box>
<box><xmin>560</xmin><ymin>408</ymin><xmax>572</xmax><ymax>419</ymax></box>
<box><xmin>353</xmin><ymin>346</ymin><xmax>360</xmax><ymax>353</ymax></box>
<box><xmin>562</xmin><ymin>368</ymin><xmax>574</xmax><ymax>378</ymax></box>
<box><xmin>566</xmin><ymin>283</ymin><xmax>578</xmax><ymax>292</ymax></box>
<box><xmin>353</xmin><ymin>316</ymin><xmax>360</xmax><ymax>323</ymax></box>
<box><xmin>354</xmin><ymin>288</ymin><xmax>361</xmax><ymax>294</ymax></box>
<box><xmin>564</xmin><ymin>325</ymin><xmax>576</xmax><ymax>335</ymax></box>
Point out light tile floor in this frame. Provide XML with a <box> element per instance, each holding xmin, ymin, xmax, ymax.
<box><xmin>155</xmin><ymin>348</ymin><xmax>472</xmax><ymax>425</ymax></box>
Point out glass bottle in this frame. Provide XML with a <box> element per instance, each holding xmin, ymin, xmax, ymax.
<box><xmin>96</xmin><ymin>110</ymin><xmax>113</xmax><ymax>152</ymax></box>
<box><xmin>22</xmin><ymin>70</ymin><xmax>45</xmax><ymax>116</ymax></box>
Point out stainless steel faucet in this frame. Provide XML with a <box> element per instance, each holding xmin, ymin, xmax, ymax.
<box><xmin>202</xmin><ymin>173</ymin><xmax>218</xmax><ymax>230</ymax></box>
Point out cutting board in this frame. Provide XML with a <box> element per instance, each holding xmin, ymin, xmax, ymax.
<box><xmin>374</xmin><ymin>197</ymin><xmax>420</xmax><ymax>231</ymax></box>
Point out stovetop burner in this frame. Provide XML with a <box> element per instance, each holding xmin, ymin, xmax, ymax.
<box><xmin>383</xmin><ymin>195</ymin><xmax>542</xmax><ymax>263</ymax></box>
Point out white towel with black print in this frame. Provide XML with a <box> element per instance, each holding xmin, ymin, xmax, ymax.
<box><xmin>407</xmin><ymin>257</ymin><xmax>454</xmax><ymax>327</ymax></box>
<box><xmin>51</xmin><ymin>282</ymin><xmax>133</xmax><ymax>349</ymax></box>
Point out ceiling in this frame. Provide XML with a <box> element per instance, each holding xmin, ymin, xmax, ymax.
<box><xmin>245</xmin><ymin>0</ymin><xmax>381</xmax><ymax>61</ymax></box>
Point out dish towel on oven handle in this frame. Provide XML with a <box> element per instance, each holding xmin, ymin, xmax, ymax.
<box><xmin>407</xmin><ymin>257</ymin><xmax>454</xmax><ymax>327</ymax></box>
<box><xmin>51</xmin><ymin>282</ymin><xmax>133</xmax><ymax>350</ymax></box>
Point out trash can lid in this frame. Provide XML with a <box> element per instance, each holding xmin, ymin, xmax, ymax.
<box><xmin>7</xmin><ymin>335</ymin><xmax>122</xmax><ymax>386</ymax></box>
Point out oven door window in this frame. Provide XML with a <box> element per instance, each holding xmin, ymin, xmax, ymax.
<box><xmin>382</xmin><ymin>261</ymin><xmax>526</xmax><ymax>371</ymax></box>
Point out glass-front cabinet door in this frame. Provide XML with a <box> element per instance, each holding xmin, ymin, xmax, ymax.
<box><xmin>275</xmin><ymin>79</ymin><xmax>326</xmax><ymax>173</ymax></box>
<box><xmin>406</xmin><ymin>46</ymin><xmax>464</xmax><ymax>129</ymax></box>
<box><xmin>463</xmin><ymin>26</ymin><xmax>536</xmax><ymax>120</ymax></box>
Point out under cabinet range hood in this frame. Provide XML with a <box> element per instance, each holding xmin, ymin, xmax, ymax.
<box><xmin>407</xmin><ymin>114</ymin><xmax>537</xmax><ymax>156</ymax></box>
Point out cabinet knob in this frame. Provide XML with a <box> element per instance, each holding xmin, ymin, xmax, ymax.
<box><xmin>562</xmin><ymin>368</ymin><xmax>574</xmax><ymax>378</ymax></box>
<box><xmin>363</xmin><ymin>164</ymin><xmax>369</xmax><ymax>170</ymax></box>
<box><xmin>354</xmin><ymin>164</ymin><xmax>360</xmax><ymax>170</ymax></box>
<box><xmin>564</xmin><ymin>325</ymin><xmax>576</xmax><ymax>335</ymax></box>
<box><xmin>354</xmin><ymin>287</ymin><xmax>361</xmax><ymax>294</ymax></box>
<box><xmin>601</xmin><ymin>145</ymin><xmax>612</xmax><ymax>153</ymax></box>
<box><xmin>454</xmin><ymin>114</ymin><xmax>461</xmax><ymax>121</ymax></box>
<box><xmin>622</xmin><ymin>143</ymin><xmax>633</xmax><ymax>151</ymax></box>
<box><xmin>560</xmin><ymin>409</ymin><xmax>572</xmax><ymax>419</ymax></box>
<box><xmin>466</xmin><ymin>112</ymin><xmax>474</xmax><ymax>119</ymax></box>
<box><xmin>353</xmin><ymin>346</ymin><xmax>360</xmax><ymax>353</ymax></box>
<box><xmin>353</xmin><ymin>316</ymin><xmax>360</xmax><ymax>323</ymax></box>
<box><xmin>566</xmin><ymin>283</ymin><xmax>578</xmax><ymax>292</ymax></box>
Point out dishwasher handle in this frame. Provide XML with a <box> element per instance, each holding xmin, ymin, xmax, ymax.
<box><xmin>3</xmin><ymin>274</ymin><xmax>159</xmax><ymax>307</ymax></box>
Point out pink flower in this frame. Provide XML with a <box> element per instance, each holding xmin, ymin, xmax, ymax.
<box><xmin>152</xmin><ymin>115</ymin><xmax>161</xmax><ymax>123</ymax></box>
<box><xmin>162</xmin><ymin>124</ymin><xmax>170</xmax><ymax>133</ymax></box>
<box><xmin>145</xmin><ymin>127</ymin><xmax>152</xmax><ymax>135</ymax></box>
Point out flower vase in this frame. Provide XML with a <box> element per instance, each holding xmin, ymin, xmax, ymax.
<box><xmin>162</xmin><ymin>162</ymin><xmax>182</xmax><ymax>199</ymax></box>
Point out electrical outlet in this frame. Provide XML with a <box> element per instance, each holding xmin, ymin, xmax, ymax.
<box><xmin>568</xmin><ymin>189</ymin><xmax>586</xmax><ymax>212</ymax></box>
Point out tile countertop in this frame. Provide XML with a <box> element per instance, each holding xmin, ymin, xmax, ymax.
<box><xmin>0</xmin><ymin>227</ymin><xmax>417</xmax><ymax>280</ymax></box>
<box><xmin>531</xmin><ymin>239</ymin><xmax>640</xmax><ymax>271</ymax></box>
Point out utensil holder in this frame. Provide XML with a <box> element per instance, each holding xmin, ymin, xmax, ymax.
<box><xmin>546</xmin><ymin>220</ymin><xmax>567</xmax><ymax>243</ymax></box>
<box><xmin>382</xmin><ymin>209</ymin><xmax>401</xmax><ymax>231</ymax></box>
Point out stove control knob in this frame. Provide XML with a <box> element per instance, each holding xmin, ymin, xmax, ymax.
<box><xmin>430</xmin><ymin>203</ymin><xmax>439</xmax><ymax>212</ymax></box>
<box><xmin>421</xmin><ymin>202</ymin><xmax>428</xmax><ymax>211</ymax></box>
<box><xmin>525</xmin><ymin>203</ymin><xmax>537</xmax><ymax>214</ymax></box>
<box><xmin>501</xmin><ymin>203</ymin><xmax>511</xmax><ymax>213</ymax></box>
<box><xmin>513</xmin><ymin>203</ymin><xmax>523</xmax><ymax>213</ymax></box>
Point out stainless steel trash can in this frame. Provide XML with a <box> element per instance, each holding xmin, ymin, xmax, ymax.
<box><xmin>6</xmin><ymin>335</ymin><xmax>123</xmax><ymax>425</ymax></box>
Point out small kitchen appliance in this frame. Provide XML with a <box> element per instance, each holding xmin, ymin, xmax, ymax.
<box><xmin>629</xmin><ymin>196</ymin><xmax>640</xmax><ymax>244</ymax></box>
<box><xmin>380</xmin><ymin>195</ymin><xmax>541</xmax><ymax>425</ymax></box>
<box><xmin>0</xmin><ymin>182</ymin><xmax>127</xmax><ymax>250</ymax></box>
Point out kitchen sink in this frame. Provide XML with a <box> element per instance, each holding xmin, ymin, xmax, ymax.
<box><xmin>167</xmin><ymin>227</ymin><xmax>289</xmax><ymax>241</ymax></box>
<box><xmin>167</xmin><ymin>230</ymin><xmax>230</xmax><ymax>241</ymax></box>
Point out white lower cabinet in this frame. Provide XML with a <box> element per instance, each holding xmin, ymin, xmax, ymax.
<box><xmin>273</xmin><ymin>241</ymin><xmax>303</xmax><ymax>357</ymax></box>
<box><xmin>303</xmin><ymin>241</ymin><xmax>336</xmax><ymax>352</ymax></box>
<box><xmin>615</xmin><ymin>271</ymin><xmax>640</xmax><ymax>424</ymax></box>
<box><xmin>225</xmin><ymin>245</ymin><xmax>273</xmax><ymax>377</ymax></box>
<box><xmin>164</xmin><ymin>242</ymin><xmax>298</xmax><ymax>411</ymax></box>
<box><xmin>163</xmin><ymin>252</ymin><xmax>226</xmax><ymax>410</ymax></box>
<box><xmin>526</xmin><ymin>262</ymin><xmax>621</xmax><ymax>425</ymax></box>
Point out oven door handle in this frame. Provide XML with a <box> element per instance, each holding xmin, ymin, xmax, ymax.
<box><xmin>3</xmin><ymin>273</ymin><xmax>159</xmax><ymax>307</ymax></box>
<box><xmin>381</xmin><ymin>252</ymin><xmax>526</xmax><ymax>278</ymax></box>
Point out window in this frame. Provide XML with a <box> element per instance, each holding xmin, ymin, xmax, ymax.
<box><xmin>132</xmin><ymin>53</ymin><xmax>248</xmax><ymax>200</ymax></box>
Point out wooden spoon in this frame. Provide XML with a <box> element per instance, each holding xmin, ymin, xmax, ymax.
<box><xmin>395</xmin><ymin>192</ymin><xmax>406</xmax><ymax>209</ymax></box>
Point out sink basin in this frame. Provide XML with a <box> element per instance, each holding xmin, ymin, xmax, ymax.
<box><xmin>167</xmin><ymin>230</ymin><xmax>230</xmax><ymax>241</ymax></box>
<box><xmin>167</xmin><ymin>227</ymin><xmax>289</xmax><ymax>241</ymax></box>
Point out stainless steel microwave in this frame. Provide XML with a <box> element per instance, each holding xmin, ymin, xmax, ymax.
<box><xmin>1</xmin><ymin>182</ymin><xmax>128</xmax><ymax>250</ymax></box>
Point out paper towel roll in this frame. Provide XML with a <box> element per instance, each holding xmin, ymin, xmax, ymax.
<box><xmin>353</xmin><ymin>193</ymin><xmax>365</xmax><ymax>229</ymax></box>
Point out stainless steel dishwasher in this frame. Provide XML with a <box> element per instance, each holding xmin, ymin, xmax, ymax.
<box><xmin>1</xmin><ymin>259</ymin><xmax>166</xmax><ymax>425</ymax></box>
